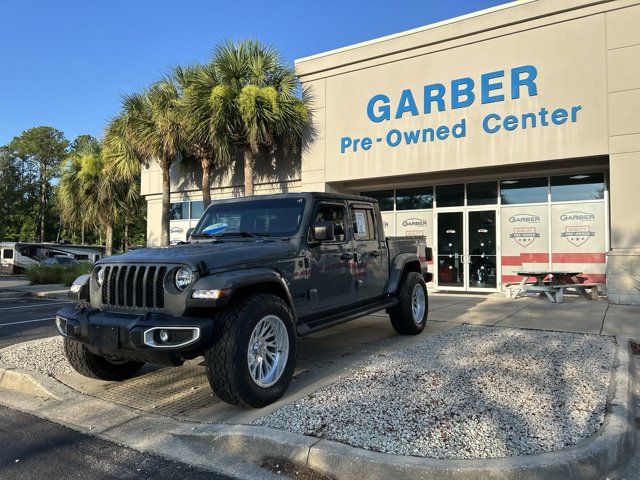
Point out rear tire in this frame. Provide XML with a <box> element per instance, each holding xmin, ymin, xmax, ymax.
<box><xmin>63</xmin><ymin>338</ymin><xmax>144</xmax><ymax>381</ymax></box>
<box><xmin>204</xmin><ymin>293</ymin><xmax>297</xmax><ymax>408</ymax></box>
<box><xmin>389</xmin><ymin>271</ymin><xmax>428</xmax><ymax>335</ymax></box>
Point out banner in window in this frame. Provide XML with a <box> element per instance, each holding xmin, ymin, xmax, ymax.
<box><xmin>550</xmin><ymin>202</ymin><xmax>606</xmax><ymax>283</ymax></box>
<box><xmin>500</xmin><ymin>205</ymin><xmax>549</xmax><ymax>283</ymax></box>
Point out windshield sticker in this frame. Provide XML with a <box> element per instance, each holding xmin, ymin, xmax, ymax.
<box><xmin>202</xmin><ymin>223</ymin><xmax>229</xmax><ymax>235</ymax></box>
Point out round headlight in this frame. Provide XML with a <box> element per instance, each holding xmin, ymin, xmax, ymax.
<box><xmin>175</xmin><ymin>267</ymin><xmax>192</xmax><ymax>291</ymax></box>
<box><xmin>96</xmin><ymin>267</ymin><xmax>104</xmax><ymax>287</ymax></box>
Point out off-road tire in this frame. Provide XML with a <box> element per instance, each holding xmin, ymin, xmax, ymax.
<box><xmin>63</xmin><ymin>338</ymin><xmax>144</xmax><ymax>381</ymax></box>
<box><xmin>204</xmin><ymin>293</ymin><xmax>297</xmax><ymax>408</ymax></box>
<box><xmin>389</xmin><ymin>271</ymin><xmax>428</xmax><ymax>335</ymax></box>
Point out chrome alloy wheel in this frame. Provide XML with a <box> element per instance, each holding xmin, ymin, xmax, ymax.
<box><xmin>247</xmin><ymin>315</ymin><xmax>289</xmax><ymax>388</ymax></box>
<box><xmin>411</xmin><ymin>283</ymin><xmax>426</xmax><ymax>324</ymax></box>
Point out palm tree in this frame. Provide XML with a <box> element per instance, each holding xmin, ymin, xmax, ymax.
<box><xmin>59</xmin><ymin>142</ymin><xmax>144</xmax><ymax>256</ymax></box>
<box><xmin>106</xmin><ymin>80</ymin><xmax>184</xmax><ymax>246</ymax></box>
<box><xmin>173</xmin><ymin>63</ymin><xmax>226</xmax><ymax>209</ymax></box>
<box><xmin>209</xmin><ymin>40</ymin><xmax>310</xmax><ymax>196</ymax></box>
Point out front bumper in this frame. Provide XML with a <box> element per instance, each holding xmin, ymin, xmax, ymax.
<box><xmin>55</xmin><ymin>307</ymin><xmax>214</xmax><ymax>365</ymax></box>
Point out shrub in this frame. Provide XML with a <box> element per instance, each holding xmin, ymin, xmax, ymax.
<box><xmin>26</xmin><ymin>262</ymin><xmax>92</xmax><ymax>286</ymax></box>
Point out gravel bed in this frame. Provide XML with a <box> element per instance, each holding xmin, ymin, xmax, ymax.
<box><xmin>1</xmin><ymin>336</ymin><xmax>74</xmax><ymax>377</ymax></box>
<box><xmin>255</xmin><ymin>325</ymin><xmax>616</xmax><ymax>459</ymax></box>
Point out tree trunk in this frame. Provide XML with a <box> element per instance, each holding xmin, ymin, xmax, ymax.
<box><xmin>161</xmin><ymin>165</ymin><xmax>171</xmax><ymax>246</ymax></box>
<box><xmin>243</xmin><ymin>147</ymin><xmax>254</xmax><ymax>197</ymax></box>
<box><xmin>39</xmin><ymin>172</ymin><xmax>46</xmax><ymax>242</ymax></box>
<box><xmin>105</xmin><ymin>224</ymin><xmax>113</xmax><ymax>256</ymax></box>
<box><xmin>201</xmin><ymin>158</ymin><xmax>212</xmax><ymax>209</ymax></box>
<box><xmin>124</xmin><ymin>223</ymin><xmax>129</xmax><ymax>252</ymax></box>
<box><xmin>81</xmin><ymin>219</ymin><xmax>85</xmax><ymax>245</ymax></box>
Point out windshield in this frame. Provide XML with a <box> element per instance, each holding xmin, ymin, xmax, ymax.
<box><xmin>193</xmin><ymin>197</ymin><xmax>306</xmax><ymax>237</ymax></box>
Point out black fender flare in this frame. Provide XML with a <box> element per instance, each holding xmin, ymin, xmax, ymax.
<box><xmin>187</xmin><ymin>268</ymin><xmax>295</xmax><ymax>315</ymax></box>
<box><xmin>385</xmin><ymin>253</ymin><xmax>422</xmax><ymax>295</ymax></box>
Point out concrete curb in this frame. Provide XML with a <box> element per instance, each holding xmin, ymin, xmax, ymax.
<box><xmin>0</xmin><ymin>288</ymin><xmax>69</xmax><ymax>300</ymax></box>
<box><xmin>0</xmin><ymin>338</ymin><xmax>635</xmax><ymax>480</ymax></box>
<box><xmin>189</xmin><ymin>338</ymin><xmax>638</xmax><ymax>480</ymax></box>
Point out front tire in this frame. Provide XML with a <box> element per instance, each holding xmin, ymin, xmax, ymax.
<box><xmin>204</xmin><ymin>294</ymin><xmax>297</xmax><ymax>408</ymax></box>
<box><xmin>63</xmin><ymin>338</ymin><xmax>144</xmax><ymax>381</ymax></box>
<box><xmin>389</xmin><ymin>271</ymin><xmax>428</xmax><ymax>335</ymax></box>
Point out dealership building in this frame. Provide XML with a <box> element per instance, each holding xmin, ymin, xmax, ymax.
<box><xmin>142</xmin><ymin>0</ymin><xmax>640</xmax><ymax>304</ymax></box>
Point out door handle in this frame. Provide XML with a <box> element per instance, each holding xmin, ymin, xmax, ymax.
<box><xmin>340</xmin><ymin>253</ymin><xmax>354</xmax><ymax>261</ymax></box>
<box><xmin>369</xmin><ymin>251</ymin><xmax>380</xmax><ymax>258</ymax></box>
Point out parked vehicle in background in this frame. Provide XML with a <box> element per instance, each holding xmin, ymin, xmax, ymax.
<box><xmin>0</xmin><ymin>242</ymin><xmax>105</xmax><ymax>274</ymax></box>
<box><xmin>56</xmin><ymin>193</ymin><xmax>432</xmax><ymax>408</ymax></box>
<box><xmin>40</xmin><ymin>257</ymin><xmax>80</xmax><ymax>266</ymax></box>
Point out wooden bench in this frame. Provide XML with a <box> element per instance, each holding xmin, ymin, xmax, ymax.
<box><xmin>551</xmin><ymin>283</ymin><xmax>604</xmax><ymax>302</ymax></box>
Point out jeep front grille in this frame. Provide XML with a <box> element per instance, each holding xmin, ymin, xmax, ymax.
<box><xmin>100</xmin><ymin>265</ymin><xmax>168</xmax><ymax>309</ymax></box>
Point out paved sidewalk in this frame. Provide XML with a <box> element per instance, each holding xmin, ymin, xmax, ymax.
<box><xmin>0</xmin><ymin>276</ymin><xmax>68</xmax><ymax>299</ymax></box>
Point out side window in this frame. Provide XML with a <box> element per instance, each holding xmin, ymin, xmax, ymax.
<box><xmin>312</xmin><ymin>203</ymin><xmax>348</xmax><ymax>243</ymax></box>
<box><xmin>353</xmin><ymin>209</ymin><xmax>376</xmax><ymax>240</ymax></box>
<box><xmin>2</xmin><ymin>249</ymin><xmax>13</xmax><ymax>259</ymax></box>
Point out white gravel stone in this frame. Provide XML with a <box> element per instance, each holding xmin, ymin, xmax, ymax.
<box><xmin>1</xmin><ymin>336</ymin><xmax>73</xmax><ymax>377</ymax></box>
<box><xmin>254</xmin><ymin>325</ymin><xmax>616</xmax><ymax>459</ymax></box>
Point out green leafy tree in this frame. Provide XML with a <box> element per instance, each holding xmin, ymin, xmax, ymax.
<box><xmin>8</xmin><ymin>127</ymin><xmax>69</xmax><ymax>242</ymax></box>
<box><xmin>106</xmin><ymin>80</ymin><xmax>184</xmax><ymax>246</ymax></box>
<box><xmin>0</xmin><ymin>147</ymin><xmax>26</xmax><ymax>240</ymax></box>
<box><xmin>209</xmin><ymin>40</ymin><xmax>310</xmax><ymax>196</ymax></box>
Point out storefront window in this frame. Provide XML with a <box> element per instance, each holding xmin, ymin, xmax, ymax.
<box><xmin>170</xmin><ymin>201</ymin><xmax>189</xmax><ymax>220</ymax></box>
<box><xmin>435</xmin><ymin>184</ymin><xmax>464</xmax><ymax>207</ymax></box>
<box><xmin>500</xmin><ymin>177</ymin><xmax>548</xmax><ymax>205</ymax></box>
<box><xmin>551</xmin><ymin>173</ymin><xmax>604</xmax><ymax>202</ymax></box>
<box><xmin>396</xmin><ymin>187</ymin><xmax>433</xmax><ymax>210</ymax></box>
<box><xmin>190</xmin><ymin>201</ymin><xmax>204</xmax><ymax>219</ymax></box>
<box><xmin>467</xmin><ymin>182</ymin><xmax>498</xmax><ymax>205</ymax></box>
<box><xmin>361</xmin><ymin>190</ymin><xmax>394</xmax><ymax>211</ymax></box>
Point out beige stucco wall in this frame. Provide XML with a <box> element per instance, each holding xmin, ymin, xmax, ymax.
<box><xmin>605</xmin><ymin>3</ymin><xmax>640</xmax><ymax>304</ymax></box>
<box><xmin>295</xmin><ymin>0</ymin><xmax>640</xmax><ymax>303</ymax></box>
<box><xmin>142</xmin><ymin>154</ymin><xmax>301</xmax><ymax>246</ymax></box>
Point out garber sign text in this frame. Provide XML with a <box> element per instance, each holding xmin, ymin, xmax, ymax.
<box><xmin>340</xmin><ymin>65</ymin><xmax>583</xmax><ymax>154</ymax></box>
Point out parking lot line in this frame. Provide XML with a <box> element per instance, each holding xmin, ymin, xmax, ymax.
<box><xmin>0</xmin><ymin>301</ymin><xmax>71</xmax><ymax>311</ymax></box>
<box><xmin>0</xmin><ymin>317</ymin><xmax>55</xmax><ymax>327</ymax></box>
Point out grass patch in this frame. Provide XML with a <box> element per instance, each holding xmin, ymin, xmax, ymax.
<box><xmin>26</xmin><ymin>262</ymin><xmax>92</xmax><ymax>286</ymax></box>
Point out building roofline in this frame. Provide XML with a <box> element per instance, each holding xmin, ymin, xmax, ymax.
<box><xmin>294</xmin><ymin>0</ymin><xmax>533</xmax><ymax>65</ymax></box>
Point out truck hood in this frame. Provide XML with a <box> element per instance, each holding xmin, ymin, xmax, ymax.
<box><xmin>96</xmin><ymin>240</ymin><xmax>298</xmax><ymax>272</ymax></box>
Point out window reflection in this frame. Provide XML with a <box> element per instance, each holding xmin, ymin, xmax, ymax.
<box><xmin>500</xmin><ymin>177</ymin><xmax>548</xmax><ymax>205</ymax></box>
<box><xmin>551</xmin><ymin>173</ymin><xmax>604</xmax><ymax>202</ymax></box>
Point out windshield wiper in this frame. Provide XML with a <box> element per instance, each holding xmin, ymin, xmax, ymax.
<box><xmin>189</xmin><ymin>233</ymin><xmax>221</xmax><ymax>242</ymax></box>
<box><xmin>219</xmin><ymin>231</ymin><xmax>270</xmax><ymax>241</ymax></box>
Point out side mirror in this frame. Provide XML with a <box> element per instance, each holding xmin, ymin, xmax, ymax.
<box><xmin>186</xmin><ymin>227</ymin><xmax>194</xmax><ymax>240</ymax></box>
<box><xmin>313</xmin><ymin>221</ymin><xmax>335</xmax><ymax>242</ymax></box>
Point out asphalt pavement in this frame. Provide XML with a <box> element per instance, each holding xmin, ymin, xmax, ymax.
<box><xmin>0</xmin><ymin>405</ymin><xmax>230</xmax><ymax>480</ymax></box>
<box><xmin>0</xmin><ymin>295</ymin><xmax>67</xmax><ymax>348</ymax></box>
<box><xmin>0</xmin><ymin>294</ymin><xmax>235</xmax><ymax>480</ymax></box>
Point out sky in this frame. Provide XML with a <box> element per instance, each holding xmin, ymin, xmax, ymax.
<box><xmin>0</xmin><ymin>0</ymin><xmax>510</xmax><ymax>146</ymax></box>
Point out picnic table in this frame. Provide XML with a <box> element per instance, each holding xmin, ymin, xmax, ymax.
<box><xmin>505</xmin><ymin>271</ymin><xmax>602</xmax><ymax>303</ymax></box>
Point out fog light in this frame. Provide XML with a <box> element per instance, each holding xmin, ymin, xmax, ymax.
<box><xmin>159</xmin><ymin>330</ymin><xmax>169</xmax><ymax>343</ymax></box>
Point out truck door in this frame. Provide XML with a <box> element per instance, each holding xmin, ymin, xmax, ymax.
<box><xmin>306</xmin><ymin>202</ymin><xmax>357</xmax><ymax>310</ymax></box>
<box><xmin>350</xmin><ymin>204</ymin><xmax>387</xmax><ymax>299</ymax></box>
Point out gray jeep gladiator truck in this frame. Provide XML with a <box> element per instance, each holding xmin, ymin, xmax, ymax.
<box><xmin>56</xmin><ymin>193</ymin><xmax>432</xmax><ymax>408</ymax></box>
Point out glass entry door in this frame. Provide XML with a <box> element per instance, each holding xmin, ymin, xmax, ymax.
<box><xmin>436</xmin><ymin>209</ymin><xmax>498</xmax><ymax>291</ymax></box>
<box><xmin>437</xmin><ymin>212</ymin><xmax>465</xmax><ymax>288</ymax></box>
<box><xmin>467</xmin><ymin>210</ymin><xmax>497</xmax><ymax>290</ymax></box>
